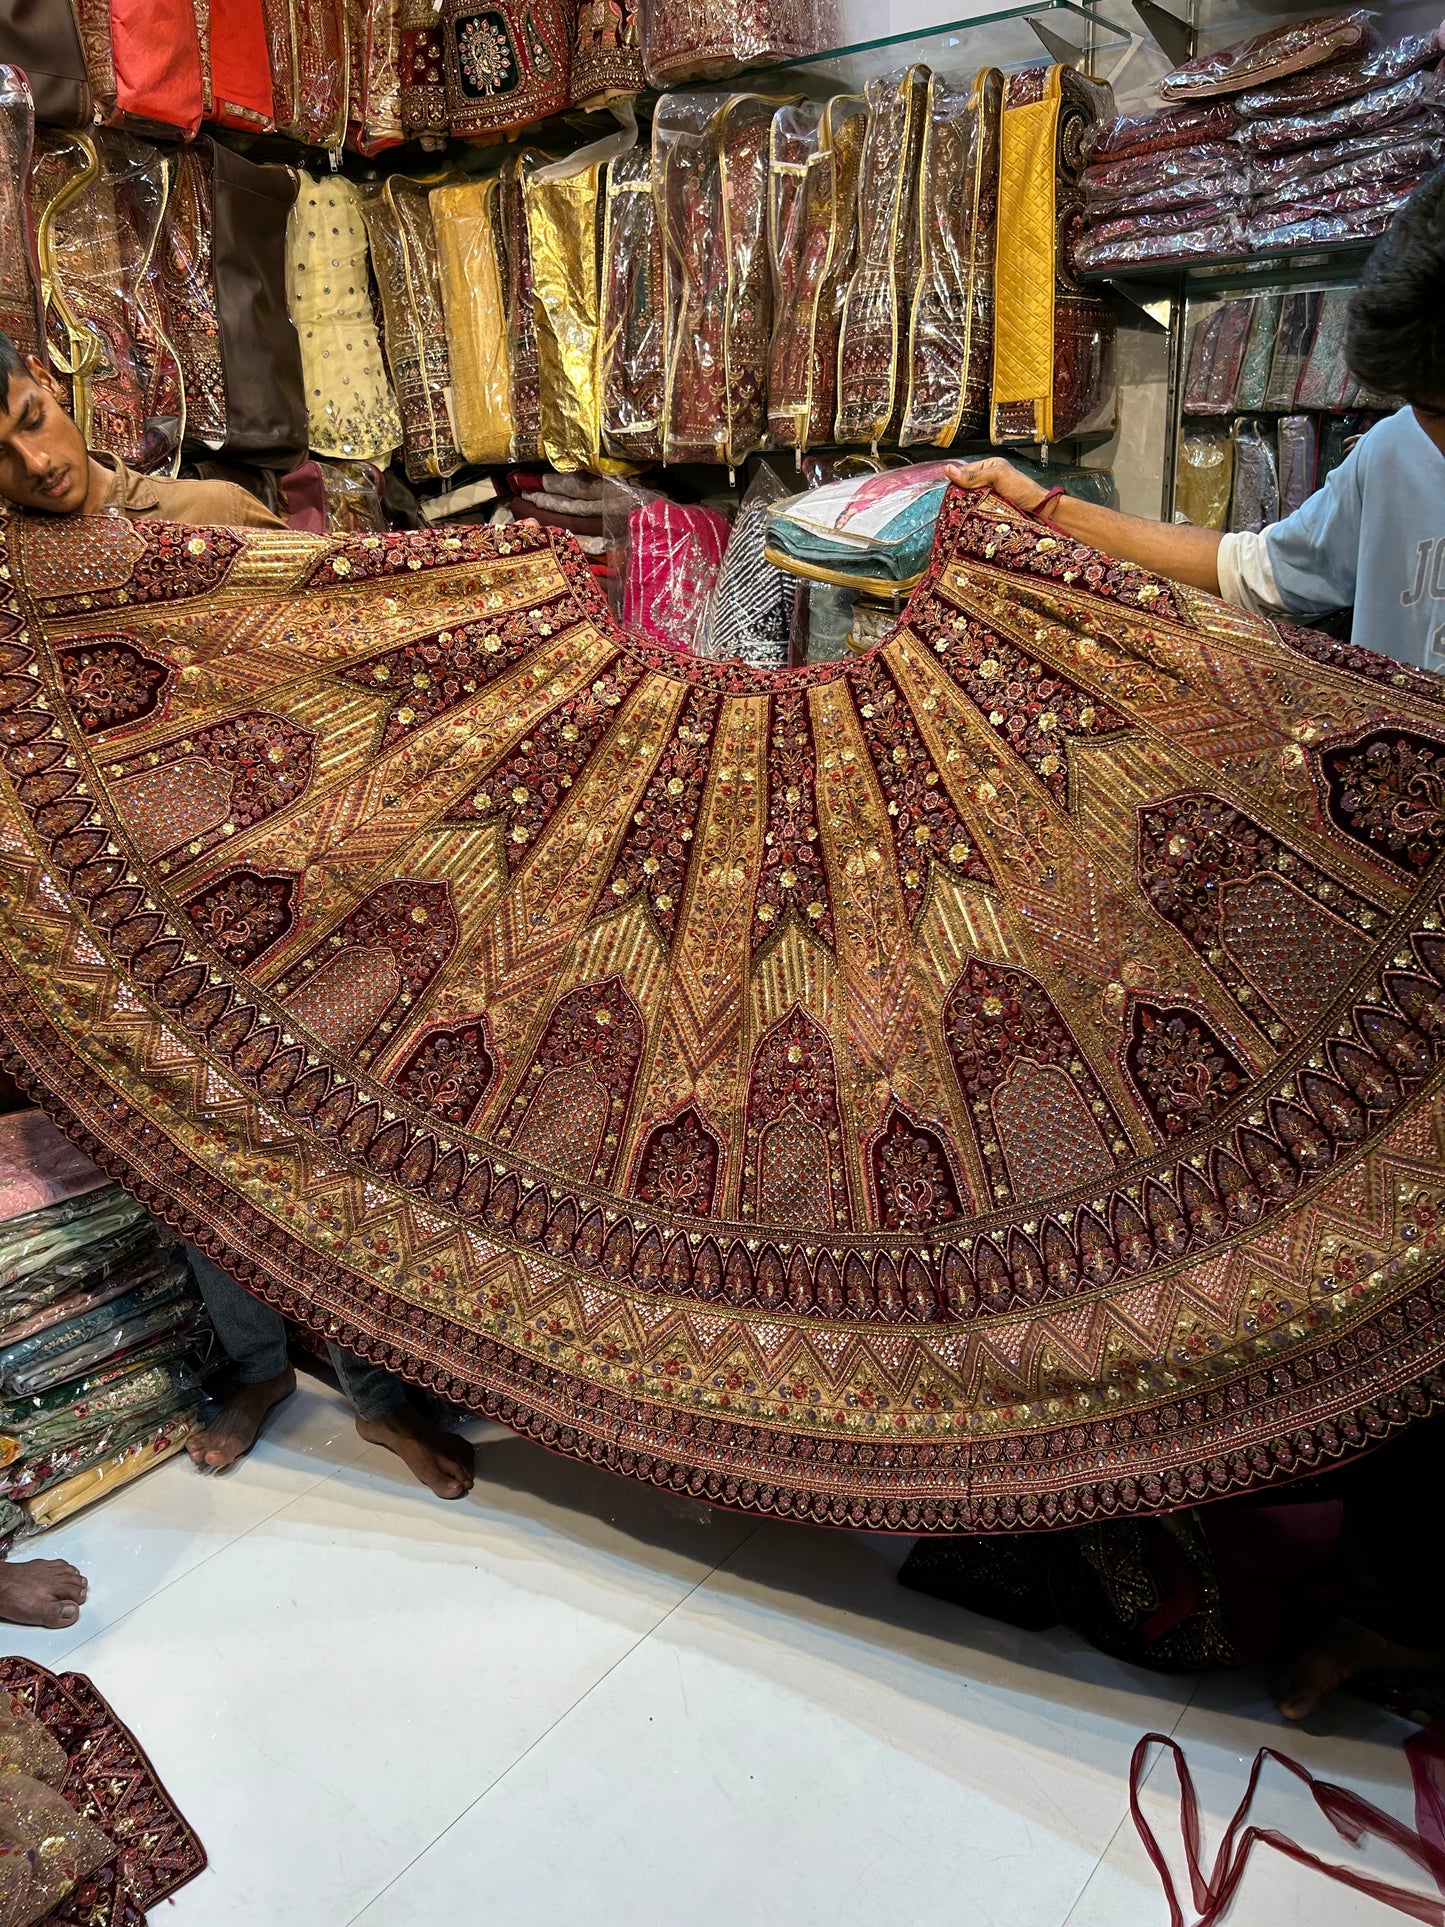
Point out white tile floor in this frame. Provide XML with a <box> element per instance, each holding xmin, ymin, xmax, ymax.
<box><xmin>6</xmin><ymin>1378</ymin><xmax>1437</xmax><ymax>1926</ymax></box>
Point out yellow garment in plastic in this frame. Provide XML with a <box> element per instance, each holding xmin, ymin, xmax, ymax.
<box><xmin>991</xmin><ymin>71</ymin><xmax>1061</xmax><ymax>443</ymax></box>
<box><xmin>431</xmin><ymin>179</ymin><xmax>512</xmax><ymax>467</ymax></box>
<box><xmin>287</xmin><ymin>171</ymin><xmax>402</xmax><ymax>465</ymax></box>
<box><xmin>525</xmin><ymin>163</ymin><xmax>604</xmax><ymax>474</ymax></box>
<box><xmin>21</xmin><ymin>1417</ymin><xmax>194</xmax><ymax>1531</ymax></box>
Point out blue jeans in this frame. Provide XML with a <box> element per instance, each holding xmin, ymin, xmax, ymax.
<box><xmin>185</xmin><ymin>1245</ymin><xmax>407</xmax><ymax>1423</ymax></box>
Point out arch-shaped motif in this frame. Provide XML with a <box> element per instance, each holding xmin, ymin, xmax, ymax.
<box><xmin>867</xmin><ymin>1099</ymin><xmax>968</xmax><ymax>1231</ymax></box>
<box><xmin>943</xmin><ymin>954</ymin><xmax>1126</xmax><ymax>1201</ymax></box>
<box><xmin>107</xmin><ymin>710</ymin><xmax>317</xmax><ymax>866</ymax></box>
<box><xmin>276</xmin><ymin>877</ymin><xmax>458</xmax><ymax>1060</ymax></box>
<box><xmin>183</xmin><ymin>865</ymin><xmax>299</xmax><ymax>969</ymax></box>
<box><xmin>1315</xmin><ymin>726</ymin><xmax>1445</xmax><ymax>877</ymax></box>
<box><xmin>55</xmin><ymin>635</ymin><xmax>176</xmax><ymax>736</ymax></box>
<box><xmin>741</xmin><ymin>1006</ymin><xmax>849</xmax><ymax>1229</ymax></box>
<box><xmin>387</xmin><ymin>1013</ymin><xmax>497</xmax><ymax>1128</ymax></box>
<box><xmin>497</xmin><ymin>975</ymin><xmax>645</xmax><ymax>1187</ymax></box>
<box><xmin>1123</xmin><ymin>998</ymin><xmax>1253</xmax><ymax>1141</ymax></box>
<box><xmin>629</xmin><ymin>1104</ymin><xmax>724</xmax><ymax>1216</ymax></box>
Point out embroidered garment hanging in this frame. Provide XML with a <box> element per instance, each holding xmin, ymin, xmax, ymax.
<box><xmin>5</xmin><ymin>491</ymin><xmax>1445</xmax><ymax>1531</ymax></box>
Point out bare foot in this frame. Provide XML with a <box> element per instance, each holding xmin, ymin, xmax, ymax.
<box><xmin>0</xmin><ymin>1558</ymin><xmax>88</xmax><ymax>1629</ymax></box>
<box><xmin>1275</xmin><ymin>1615</ymin><xmax>1445</xmax><ymax>1720</ymax></box>
<box><xmin>188</xmin><ymin>1366</ymin><xmax>295</xmax><ymax>1473</ymax></box>
<box><xmin>356</xmin><ymin>1405</ymin><xmax>475</xmax><ymax>1500</ymax></box>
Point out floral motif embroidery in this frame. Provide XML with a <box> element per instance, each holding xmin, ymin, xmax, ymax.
<box><xmin>109</xmin><ymin>712</ymin><xmax>317</xmax><ymax>869</ymax></box>
<box><xmin>754</xmin><ymin>688</ymin><xmax>833</xmax><ymax>947</ymax></box>
<box><xmin>388</xmin><ymin>1014</ymin><xmax>497</xmax><ymax>1127</ymax></box>
<box><xmin>630</xmin><ymin>1104</ymin><xmax>722</xmax><ymax>1215</ymax></box>
<box><xmin>183</xmin><ymin>866</ymin><xmax>298</xmax><ymax>968</ymax></box>
<box><xmin>29</xmin><ymin>521</ymin><xmax>243</xmax><ymax>620</ymax></box>
<box><xmin>868</xmin><ymin>1100</ymin><xmax>967</xmax><ymax>1229</ymax></box>
<box><xmin>56</xmin><ymin>637</ymin><xmax>176</xmax><ymax>736</ymax></box>
<box><xmin>1318</xmin><ymin>728</ymin><xmax>1445</xmax><ymax>875</ymax></box>
<box><xmin>595</xmin><ymin>687</ymin><xmax>720</xmax><ymax>942</ymax></box>
<box><xmin>456</xmin><ymin>11</ymin><xmax>516</xmax><ymax>93</ymax></box>
<box><xmin>1124</xmin><ymin>999</ymin><xmax>1251</xmax><ymax>1140</ymax></box>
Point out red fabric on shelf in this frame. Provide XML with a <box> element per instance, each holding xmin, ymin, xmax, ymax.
<box><xmin>110</xmin><ymin>0</ymin><xmax>205</xmax><ymax>133</ymax></box>
<box><xmin>208</xmin><ymin>0</ymin><xmax>274</xmax><ymax>130</ymax></box>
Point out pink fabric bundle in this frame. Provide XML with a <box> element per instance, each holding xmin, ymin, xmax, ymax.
<box><xmin>0</xmin><ymin>1111</ymin><xmax>108</xmax><ymax>1223</ymax></box>
<box><xmin>623</xmin><ymin>500</ymin><xmax>731</xmax><ymax>654</ymax></box>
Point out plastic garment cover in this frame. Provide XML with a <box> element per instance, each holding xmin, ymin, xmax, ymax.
<box><xmin>623</xmin><ymin>497</ymin><xmax>730</xmax><ymax>650</ymax></box>
<box><xmin>526</xmin><ymin>159</ymin><xmax>606</xmax><ymax>474</ymax></box>
<box><xmin>766</xmin><ymin>464</ymin><xmax>954</xmax><ymax>591</ymax></box>
<box><xmin>0</xmin><ymin>1191</ymin><xmax>142</xmax><ymax>1295</ymax></box>
<box><xmin>0</xmin><ymin>67</ymin><xmax>43</xmax><ymax>366</ymax></box>
<box><xmin>1182</xmin><ymin>298</ymin><xmax>1252</xmax><ymax>415</ymax></box>
<box><xmin>836</xmin><ymin>66</ymin><xmax>929</xmax><ymax>448</ymax></box>
<box><xmin>501</xmin><ymin>153</ymin><xmax>543</xmax><ymax>462</ymax></box>
<box><xmin>1084</xmin><ymin>100</ymin><xmax>1238</xmax><ymax>161</ymax></box>
<box><xmin>1262</xmin><ymin>290</ymin><xmax>1319</xmax><ymax>410</ymax></box>
<box><xmin>0</xmin><ymin>1114</ymin><xmax>105</xmax><ymax>1227</ymax></box>
<box><xmin>4</xmin><ymin>1384</ymin><xmax>197</xmax><ymax>1502</ymax></box>
<box><xmin>767</xmin><ymin>95</ymin><xmax>866</xmax><ymax>454</ymax></box>
<box><xmin>641</xmin><ymin>0</ymin><xmax>831</xmax><ymax>88</ymax></box>
<box><xmin>260</xmin><ymin>0</ymin><xmax>348</xmax><ymax>148</ymax></box>
<box><xmin>656</xmin><ymin>91</ymin><xmax>774</xmax><ymax>468</ymax></box>
<box><xmin>571</xmin><ymin>0</ymin><xmax>645</xmax><ymax>107</ymax></box>
<box><xmin>348</xmin><ymin>0</ymin><xmax>403</xmax><ymax>153</ymax></box>
<box><xmin>21</xmin><ymin>1411</ymin><xmax>198</xmax><ymax>1530</ymax></box>
<box><xmin>1236</xmin><ymin>28</ymin><xmax>1440</xmax><ymax>117</ymax></box>
<box><xmin>1081</xmin><ymin>138</ymin><xmax>1235</xmax><ymax>200</ymax></box>
<box><xmin>318</xmin><ymin>459</ymin><xmax>388</xmax><ymax>531</ymax></box>
<box><xmin>1160</xmin><ymin>9</ymin><xmax>1378</xmax><ymax>100</ymax></box>
<box><xmin>1074</xmin><ymin>210</ymin><xmax>1245</xmax><ymax>271</ymax></box>
<box><xmin>1230</xmin><ymin>417</ymin><xmax>1279</xmax><ymax>531</ymax></box>
<box><xmin>398</xmin><ymin>0</ymin><xmax>448</xmax><ymax>140</ymax></box>
<box><xmin>1277</xmin><ymin>412</ymin><xmax>1319</xmax><ymax>515</ymax></box>
<box><xmin>156</xmin><ymin>145</ymin><xmax>226</xmax><ymax>452</ymax></box>
<box><xmin>287</xmin><ymin>172</ymin><xmax>401</xmax><ymax>466</ymax></box>
<box><xmin>991</xmin><ymin>64</ymin><xmax>1115</xmax><ymax>444</ymax></box>
<box><xmin>1246</xmin><ymin>176</ymin><xmax>1437</xmax><ymax>251</ymax></box>
<box><xmin>361</xmin><ymin>174</ymin><xmax>463</xmax><ymax>482</ymax></box>
<box><xmin>1084</xmin><ymin>164</ymin><xmax>1238</xmax><ymax>220</ymax></box>
<box><xmin>432</xmin><ymin>178</ymin><xmax>512</xmax><ymax>467</ymax></box>
<box><xmin>1246</xmin><ymin>117</ymin><xmax>1442</xmax><ymax>196</ymax></box>
<box><xmin>0</xmin><ymin>1264</ymin><xmax>193</xmax><ymax>1398</ymax></box>
<box><xmin>1176</xmin><ymin>428</ymin><xmax>1234</xmax><ymax>528</ymax></box>
<box><xmin>702</xmin><ymin>464</ymin><xmax>791</xmax><ymax>667</ymax></box>
<box><xmin>1240</xmin><ymin>67</ymin><xmax>1444</xmax><ymax>154</ymax></box>
<box><xmin>1295</xmin><ymin>289</ymin><xmax>1356</xmax><ymax>410</ymax></box>
<box><xmin>901</xmin><ymin>66</ymin><xmax>1003</xmax><ymax>449</ymax></box>
<box><xmin>32</xmin><ymin>129</ymin><xmax>183</xmax><ymax>472</ymax></box>
<box><xmin>600</xmin><ymin>145</ymin><xmax>665</xmax><ymax>462</ymax></box>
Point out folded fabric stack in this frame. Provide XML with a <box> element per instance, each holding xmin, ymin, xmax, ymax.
<box><xmin>0</xmin><ymin>1111</ymin><xmax>210</xmax><ymax>1543</ymax></box>
<box><xmin>1077</xmin><ymin>10</ymin><xmax>1444</xmax><ymax>270</ymax></box>
<box><xmin>490</xmin><ymin>470</ymin><xmax>639</xmax><ymax>594</ymax></box>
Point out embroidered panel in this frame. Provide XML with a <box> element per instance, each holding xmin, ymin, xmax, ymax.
<box><xmin>4</xmin><ymin>491</ymin><xmax>1445</xmax><ymax>1532</ymax></box>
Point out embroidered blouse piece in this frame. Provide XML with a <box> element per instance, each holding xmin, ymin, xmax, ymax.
<box><xmin>835</xmin><ymin>66</ymin><xmax>929</xmax><ymax>448</ymax></box>
<box><xmin>656</xmin><ymin>90</ymin><xmax>775</xmax><ymax>468</ymax></box>
<box><xmin>402</xmin><ymin>0</ymin><xmax>572</xmax><ymax>140</ymax></box>
<box><xmin>766</xmin><ymin>94</ymin><xmax>866</xmax><ymax>455</ymax></box>
<box><xmin>570</xmin><ymin>0</ymin><xmax>645</xmax><ymax>108</ymax></box>
<box><xmin>599</xmin><ymin>144</ymin><xmax>665</xmax><ymax>463</ymax></box>
<box><xmin>287</xmin><ymin>172</ymin><xmax>402</xmax><ymax>467</ymax></box>
<box><xmin>10</xmin><ymin>490</ymin><xmax>1445</xmax><ymax>1530</ymax></box>
<box><xmin>431</xmin><ymin>178</ymin><xmax>512</xmax><ymax>465</ymax></box>
<box><xmin>156</xmin><ymin>145</ymin><xmax>227</xmax><ymax>451</ymax></box>
<box><xmin>901</xmin><ymin>66</ymin><xmax>1003</xmax><ymax>449</ymax></box>
<box><xmin>991</xmin><ymin>64</ymin><xmax>1116</xmax><ymax>445</ymax></box>
<box><xmin>360</xmin><ymin>174</ymin><xmax>462</xmax><ymax>481</ymax></box>
<box><xmin>641</xmin><ymin>0</ymin><xmax>831</xmax><ymax>88</ymax></box>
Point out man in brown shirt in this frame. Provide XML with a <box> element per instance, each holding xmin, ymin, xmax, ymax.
<box><xmin>0</xmin><ymin>336</ymin><xmax>474</xmax><ymax>1630</ymax></box>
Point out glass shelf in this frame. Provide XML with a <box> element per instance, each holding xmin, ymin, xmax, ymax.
<box><xmin>1081</xmin><ymin>237</ymin><xmax>1373</xmax><ymax>296</ymax></box>
<box><xmin>731</xmin><ymin>0</ymin><xmax>1136</xmax><ymax>95</ymax></box>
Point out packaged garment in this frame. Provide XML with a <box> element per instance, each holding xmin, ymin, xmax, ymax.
<box><xmin>156</xmin><ymin>145</ymin><xmax>226</xmax><ymax>452</ymax></box>
<box><xmin>208</xmin><ymin>138</ymin><xmax>306</xmax><ymax>469</ymax></box>
<box><xmin>766</xmin><ymin>464</ymin><xmax>952</xmax><ymax>591</ymax></box>
<box><xmin>623</xmin><ymin>497</ymin><xmax>730</xmax><ymax>650</ymax></box>
<box><xmin>1246</xmin><ymin>118</ymin><xmax>1444</xmax><ymax>197</ymax></box>
<box><xmin>288</xmin><ymin>171</ymin><xmax>401</xmax><ymax>466</ymax></box>
<box><xmin>104</xmin><ymin>0</ymin><xmax>205</xmax><ymax>135</ymax></box>
<box><xmin>0</xmin><ymin>0</ymin><xmax>92</xmax><ymax>126</ymax></box>
<box><xmin>431</xmin><ymin>178</ymin><xmax>511</xmax><ymax>467</ymax></box>
<box><xmin>1084</xmin><ymin>100</ymin><xmax>1238</xmax><ymax>162</ymax></box>
<box><xmin>1262</xmin><ymin>290</ymin><xmax>1319</xmax><ymax>410</ymax></box>
<box><xmin>656</xmin><ymin>91</ymin><xmax>774</xmax><ymax>468</ymax></box>
<box><xmin>1248</xmin><ymin>179</ymin><xmax>1433</xmax><ymax>251</ymax></box>
<box><xmin>641</xmin><ymin>0</ymin><xmax>826</xmax><ymax>88</ymax></box>
<box><xmin>901</xmin><ymin>66</ymin><xmax>1003</xmax><ymax>449</ymax></box>
<box><xmin>1235</xmin><ymin>28</ymin><xmax>1440</xmax><ymax>118</ymax></box>
<box><xmin>261</xmin><ymin>0</ymin><xmax>348</xmax><ymax>148</ymax></box>
<box><xmin>32</xmin><ymin>129</ymin><xmax>183</xmax><ymax>473</ymax></box>
<box><xmin>991</xmin><ymin>64</ymin><xmax>1115</xmax><ymax>445</ymax></box>
<box><xmin>4</xmin><ymin>1387</ymin><xmax>196</xmax><ymax>1502</ymax></box>
<box><xmin>361</xmin><ymin>174</ymin><xmax>462</xmax><ymax>483</ymax></box>
<box><xmin>318</xmin><ymin>459</ymin><xmax>387</xmax><ymax>531</ymax></box>
<box><xmin>600</xmin><ymin>144</ymin><xmax>665</xmax><ymax>462</ymax></box>
<box><xmin>1082</xmin><ymin>138</ymin><xmax>1236</xmax><ymax>200</ymax></box>
<box><xmin>1233</xmin><ymin>293</ymin><xmax>1282</xmax><ymax>409</ymax></box>
<box><xmin>1175</xmin><ymin>428</ymin><xmax>1234</xmax><ymax>529</ymax></box>
<box><xmin>1239</xmin><ymin>67</ymin><xmax>1443</xmax><ymax>154</ymax></box>
<box><xmin>0</xmin><ymin>69</ymin><xmax>43</xmax><ymax>370</ymax></box>
<box><xmin>1074</xmin><ymin>213</ymin><xmax>1244</xmax><ymax>270</ymax></box>
<box><xmin>348</xmin><ymin>0</ymin><xmax>403</xmax><ymax>153</ymax></box>
<box><xmin>526</xmin><ymin>156</ymin><xmax>605</xmax><ymax>473</ymax></box>
<box><xmin>1</xmin><ymin>1279</ymin><xmax>196</xmax><ymax>1400</ymax></box>
<box><xmin>571</xmin><ymin>0</ymin><xmax>644</xmax><ymax>107</ymax></box>
<box><xmin>835</xmin><ymin>66</ymin><xmax>929</xmax><ymax>447</ymax></box>
<box><xmin>0</xmin><ymin>1114</ymin><xmax>106</xmax><ymax>1226</ymax></box>
<box><xmin>702</xmin><ymin>464</ymin><xmax>791</xmax><ymax>667</ymax></box>
<box><xmin>0</xmin><ymin>1331</ymin><xmax>196</xmax><ymax>1431</ymax></box>
<box><xmin>209</xmin><ymin>0</ymin><xmax>274</xmax><ymax>130</ymax></box>
<box><xmin>1230</xmin><ymin>417</ymin><xmax>1279</xmax><ymax>531</ymax></box>
<box><xmin>1277</xmin><ymin>413</ymin><xmax>1319</xmax><ymax>515</ymax></box>
<box><xmin>1294</xmin><ymin>288</ymin><xmax>1355</xmax><ymax>410</ymax></box>
<box><xmin>1084</xmin><ymin>163</ymin><xmax>1238</xmax><ymax>219</ymax></box>
<box><xmin>501</xmin><ymin>152</ymin><xmax>542</xmax><ymax>462</ymax></box>
<box><xmin>21</xmin><ymin>1411</ymin><xmax>197</xmax><ymax>1531</ymax></box>
<box><xmin>1182</xmin><ymin>299</ymin><xmax>1251</xmax><ymax>415</ymax></box>
<box><xmin>0</xmin><ymin>1190</ymin><xmax>138</xmax><ymax>1293</ymax></box>
<box><xmin>767</xmin><ymin>94</ymin><xmax>866</xmax><ymax>455</ymax></box>
<box><xmin>1160</xmin><ymin>10</ymin><xmax>1378</xmax><ymax>100</ymax></box>
<box><xmin>409</xmin><ymin>0</ymin><xmax>572</xmax><ymax>140</ymax></box>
